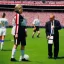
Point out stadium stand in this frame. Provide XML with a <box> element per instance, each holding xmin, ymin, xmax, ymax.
<box><xmin>0</xmin><ymin>11</ymin><xmax>64</xmax><ymax>27</ymax></box>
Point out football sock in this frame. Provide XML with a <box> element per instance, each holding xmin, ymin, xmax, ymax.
<box><xmin>37</xmin><ymin>33</ymin><xmax>40</xmax><ymax>37</ymax></box>
<box><xmin>0</xmin><ymin>40</ymin><xmax>4</xmax><ymax>50</ymax></box>
<box><xmin>1</xmin><ymin>42</ymin><xmax>4</xmax><ymax>50</ymax></box>
<box><xmin>32</xmin><ymin>34</ymin><xmax>34</xmax><ymax>38</ymax></box>
<box><xmin>21</xmin><ymin>50</ymin><xmax>24</xmax><ymax>59</ymax></box>
<box><xmin>11</xmin><ymin>48</ymin><xmax>16</xmax><ymax>58</ymax></box>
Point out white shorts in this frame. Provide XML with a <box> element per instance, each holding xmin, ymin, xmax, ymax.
<box><xmin>11</xmin><ymin>26</ymin><xmax>15</xmax><ymax>36</ymax></box>
<box><xmin>0</xmin><ymin>27</ymin><xmax>6</xmax><ymax>36</ymax></box>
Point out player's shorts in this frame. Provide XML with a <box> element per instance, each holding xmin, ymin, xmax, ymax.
<box><xmin>34</xmin><ymin>26</ymin><xmax>39</xmax><ymax>32</ymax></box>
<box><xmin>14</xmin><ymin>36</ymin><xmax>26</xmax><ymax>46</ymax></box>
<box><xmin>0</xmin><ymin>27</ymin><xmax>6</xmax><ymax>36</ymax></box>
<box><xmin>11</xmin><ymin>26</ymin><xmax>15</xmax><ymax>35</ymax></box>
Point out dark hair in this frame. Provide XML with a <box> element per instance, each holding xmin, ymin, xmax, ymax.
<box><xmin>2</xmin><ymin>13</ymin><xmax>6</xmax><ymax>18</ymax></box>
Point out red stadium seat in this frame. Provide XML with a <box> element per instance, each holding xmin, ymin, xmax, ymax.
<box><xmin>0</xmin><ymin>11</ymin><xmax>64</xmax><ymax>26</ymax></box>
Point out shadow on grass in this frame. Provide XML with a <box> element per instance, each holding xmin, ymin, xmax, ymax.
<box><xmin>57</xmin><ymin>56</ymin><xmax>64</xmax><ymax>59</ymax></box>
<box><xmin>10</xmin><ymin>60</ymin><xmax>19</xmax><ymax>62</ymax></box>
<box><xmin>51</xmin><ymin>56</ymin><xmax>64</xmax><ymax>59</ymax></box>
<box><xmin>1</xmin><ymin>49</ymin><xmax>12</xmax><ymax>51</ymax></box>
<box><xmin>32</xmin><ymin>61</ymin><xmax>43</xmax><ymax>64</ymax></box>
<box><xmin>5</xmin><ymin>40</ymin><xmax>11</xmax><ymax>41</ymax></box>
<box><xmin>10</xmin><ymin>60</ymin><xmax>31</xmax><ymax>63</ymax></box>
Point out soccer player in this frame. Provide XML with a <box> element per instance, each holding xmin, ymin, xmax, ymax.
<box><xmin>10</xmin><ymin>4</ymin><xmax>27</xmax><ymax>61</ymax></box>
<box><xmin>32</xmin><ymin>16</ymin><xmax>40</xmax><ymax>38</ymax></box>
<box><xmin>0</xmin><ymin>12</ymin><xmax>8</xmax><ymax>50</ymax></box>
<box><xmin>11</xmin><ymin>16</ymin><xmax>27</xmax><ymax>44</ymax></box>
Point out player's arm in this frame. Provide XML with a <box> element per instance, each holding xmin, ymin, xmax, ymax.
<box><xmin>32</xmin><ymin>20</ymin><xmax>36</xmax><ymax>30</ymax></box>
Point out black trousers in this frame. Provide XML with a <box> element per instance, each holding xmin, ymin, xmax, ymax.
<box><xmin>48</xmin><ymin>38</ymin><xmax>59</xmax><ymax>57</ymax></box>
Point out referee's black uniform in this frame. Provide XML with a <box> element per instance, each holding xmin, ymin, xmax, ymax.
<box><xmin>45</xmin><ymin>20</ymin><xmax>61</xmax><ymax>59</ymax></box>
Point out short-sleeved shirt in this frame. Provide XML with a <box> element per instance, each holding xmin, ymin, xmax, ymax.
<box><xmin>32</xmin><ymin>19</ymin><xmax>40</xmax><ymax>26</ymax></box>
<box><xmin>0</xmin><ymin>18</ymin><xmax>8</xmax><ymax>28</ymax></box>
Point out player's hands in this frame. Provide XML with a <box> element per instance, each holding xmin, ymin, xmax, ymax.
<box><xmin>47</xmin><ymin>35</ymin><xmax>50</xmax><ymax>39</ymax></box>
<box><xmin>15</xmin><ymin>34</ymin><xmax>18</xmax><ymax>38</ymax></box>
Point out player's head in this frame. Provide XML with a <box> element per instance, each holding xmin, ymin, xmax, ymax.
<box><xmin>49</xmin><ymin>14</ymin><xmax>55</xmax><ymax>21</ymax></box>
<box><xmin>15</xmin><ymin>4</ymin><xmax>23</xmax><ymax>14</ymax></box>
<box><xmin>2</xmin><ymin>12</ymin><xmax>6</xmax><ymax>18</ymax></box>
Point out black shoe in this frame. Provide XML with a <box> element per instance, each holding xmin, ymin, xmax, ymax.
<box><xmin>11</xmin><ymin>58</ymin><xmax>17</xmax><ymax>61</ymax></box>
<box><xmin>32</xmin><ymin>36</ymin><xmax>34</xmax><ymax>38</ymax></box>
<box><xmin>48</xmin><ymin>56</ymin><xmax>52</xmax><ymax>59</ymax></box>
<box><xmin>54</xmin><ymin>57</ymin><xmax>57</xmax><ymax>59</ymax></box>
<box><xmin>37</xmin><ymin>35</ymin><xmax>39</xmax><ymax>38</ymax></box>
<box><xmin>22</xmin><ymin>58</ymin><xmax>29</xmax><ymax>61</ymax></box>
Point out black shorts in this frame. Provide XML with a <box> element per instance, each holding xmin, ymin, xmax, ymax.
<box><xmin>34</xmin><ymin>26</ymin><xmax>39</xmax><ymax>32</ymax></box>
<box><xmin>14</xmin><ymin>36</ymin><xmax>26</xmax><ymax>46</ymax></box>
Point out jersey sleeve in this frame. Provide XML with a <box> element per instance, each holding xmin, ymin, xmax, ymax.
<box><xmin>12</xmin><ymin>16</ymin><xmax>16</xmax><ymax>26</ymax></box>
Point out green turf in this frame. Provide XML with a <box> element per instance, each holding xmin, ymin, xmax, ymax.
<box><xmin>0</xmin><ymin>28</ymin><xmax>64</xmax><ymax>64</ymax></box>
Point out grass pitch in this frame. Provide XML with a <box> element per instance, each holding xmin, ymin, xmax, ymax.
<box><xmin>0</xmin><ymin>28</ymin><xmax>64</xmax><ymax>64</ymax></box>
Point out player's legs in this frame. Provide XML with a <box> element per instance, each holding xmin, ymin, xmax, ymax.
<box><xmin>0</xmin><ymin>28</ymin><xmax>6</xmax><ymax>50</ymax></box>
<box><xmin>0</xmin><ymin>36</ymin><xmax>2</xmax><ymax>50</ymax></box>
<box><xmin>21</xmin><ymin>38</ymin><xmax>26</xmax><ymax>59</ymax></box>
<box><xmin>19</xmin><ymin>37</ymin><xmax>28</xmax><ymax>61</ymax></box>
<box><xmin>11</xmin><ymin>44</ymin><xmax>18</xmax><ymax>58</ymax></box>
<box><xmin>20</xmin><ymin>45</ymin><xmax>25</xmax><ymax>59</ymax></box>
<box><xmin>32</xmin><ymin>32</ymin><xmax>36</xmax><ymax>38</ymax></box>
<box><xmin>32</xmin><ymin>28</ymin><xmax>36</xmax><ymax>38</ymax></box>
<box><xmin>0</xmin><ymin>36</ymin><xmax>5</xmax><ymax>50</ymax></box>
<box><xmin>37</xmin><ymin>30</ymin><xmax>40</xmax><ymax>38</ymax></box>
<box><xmin>36</xmin><ymin>27</ymin><xmax>40</xmax><ymax>38</ymax></box>
<box><xmin>11</xmin><ymin>37</ymin><xmax>20</xmax><ymax>61</ymax></box>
